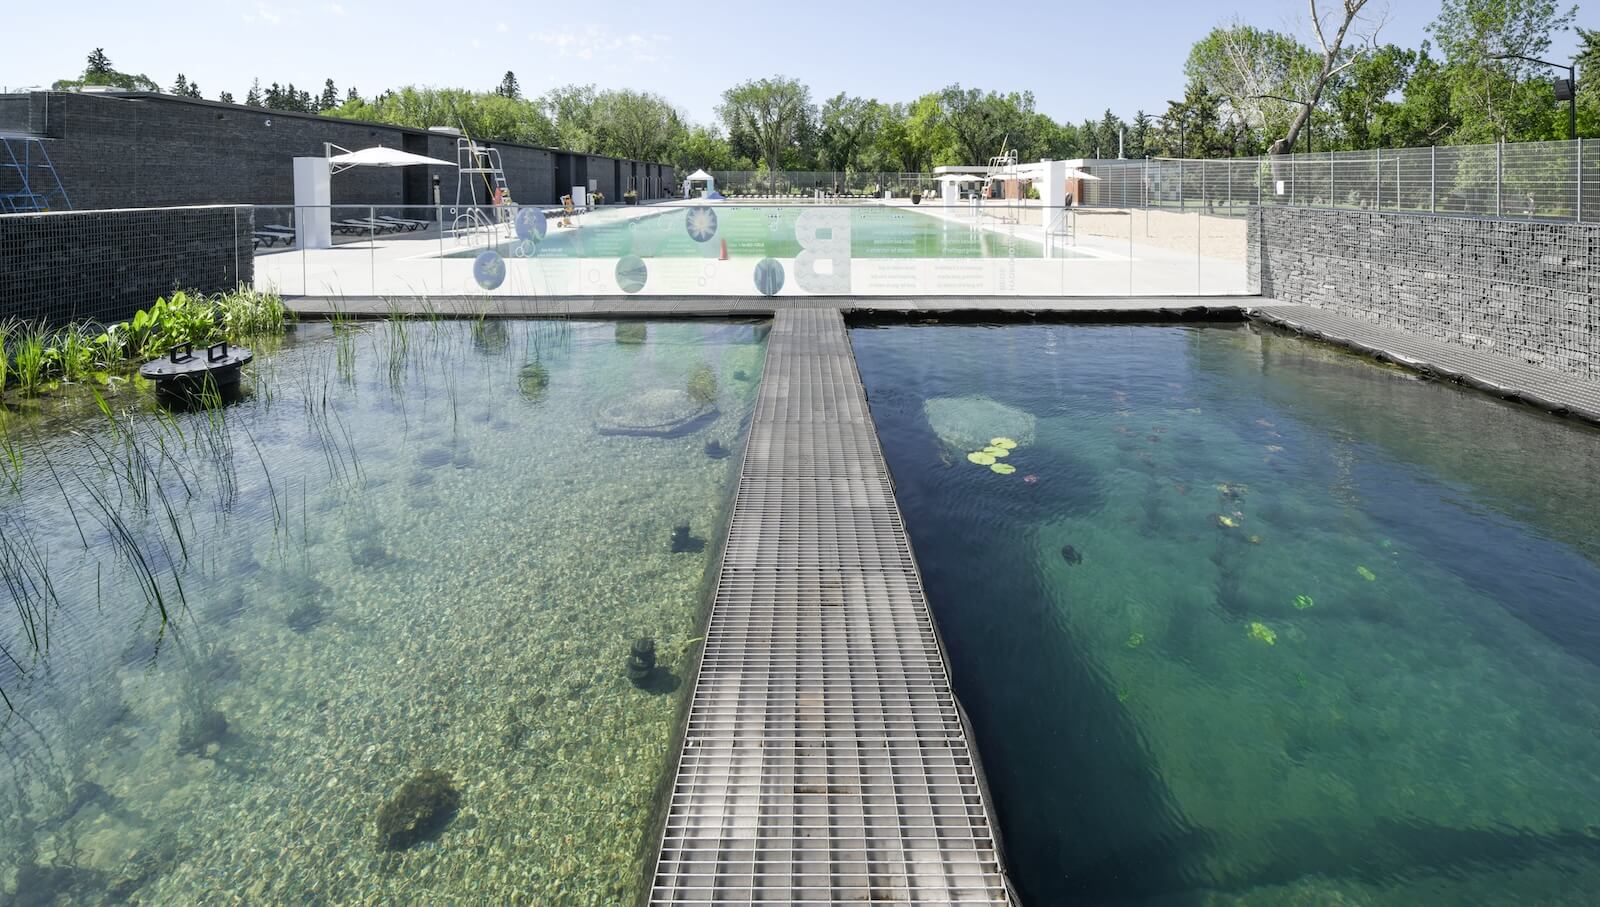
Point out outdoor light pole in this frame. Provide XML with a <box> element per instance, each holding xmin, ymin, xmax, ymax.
<box><xmin>1493</xmin><ymin>53</ymin><xmax>1577</xmax><ymax>141</ymax></box>
<box><xmin>1253</xmin><ymin>95</ymin><xmax>1313</xmax><ymax>154</ymax></box>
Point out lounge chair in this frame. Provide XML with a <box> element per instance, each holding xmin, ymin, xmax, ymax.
<box><xmin>332</xmin><ymin>218</ymin><xmax>402</xmax><ymax>235</ymax></box>
<box><xmin>376</xmin><ymin>215</ymin><xmax>429</xmax><ymax>231</ymax></box>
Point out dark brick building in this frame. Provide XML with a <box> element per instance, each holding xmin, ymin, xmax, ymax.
<box><xmin>0</xmin><ymin>90</ymin><xmax>675</xmax><ymax>211</ymax></box>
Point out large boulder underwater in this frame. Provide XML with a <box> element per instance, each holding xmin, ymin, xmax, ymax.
<box><xmin>923</xmin><ymin>395</ymin><xmax>1038</xmax><ymax>452</ymax></box>
<box><xmin>595</xmin><ymin>389</ymin><xmax>718</xmax><ymax>438</ymax></box>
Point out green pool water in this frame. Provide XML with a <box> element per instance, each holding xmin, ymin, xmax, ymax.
<box><xmin>446</xmin><ymin>204</ymin><xmax>1051</xmax><ymax>259</ymax></box>
<box><xmin>0</xmin><ymin>319</ymin><xmax>766</xmax><ymax>904</ymax></box>
<box><xmin>851</xmin><ymin>321</ymin><xmax>1600</xmax><ymax>905</ymax></box>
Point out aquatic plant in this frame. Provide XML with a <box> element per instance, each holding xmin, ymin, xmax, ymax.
<box><xmin>1293</xmin><ymin>595</ymin><xmax>1315</xmax><ymax>610</ymax></box>
<box><xmin>1248</xmin><ymin>621</ymin><xmax>1277</xmax><ymax>645</ymax></box>
<box><xmin>1214</xmin><ymin>514</ymin><xmax>1240</xmax><ymax>529</ymax></box>
<box><xmin>982</xmin><ymin>445</ymin><xmax>1009</xmax><ymax>457</ymax></box>
<box><xmin>686</xmin><ymin>363</ymin><xmax>718</xmax><ymax>403</ymax></box>
<box><xmin>704</xmin><ymin>439</ymin><xmax>730</xmax><ymax>459</ymax></box>
<box><xmin>615</xmin><ymin>322</ymin><xmax>647</xmax><ymax>345</ymax></box>
<box><xmin>11</xmin><ymin>327</ymin><xmax>47</xmax><ymax>395</ymax></box>
<box><xmin>669</xmin><ymin>524</ymin><xmax>704</xmax><ymax>553</ymax></box>
<box><xmin>286</xmin><ymin>602</ymin><xmax>326</xmax><ymax>633</ymax></box>
<box><xmin>967</xmin><ymin>451</ymin><xmax>995</xmax><ymax>465</ymax></box>
<box><xmin>990</xmin><ymin>463</ymin><xmax>1016</xmax><ymax>475</ymax></box>
<box><xmin>1126</xmin><ymin>632</ymin><xmax>1145</xmax><ymax>648</ymax></box>
<box><xmin>1060</xmin><ymin>544</ymin><xmax>1083</xmax><ymax>565</ymax></box>
<box><xmin>990</xmin><ymin>437</ymin><xmax>1017</xmax><ymax>449</ymax></box>
<box><xmin>374</xmin><ymin>770</ymin><xmax>460</xmax><ymax>851</ymax></box>
<box><xmin>177</xmin><ymin>709</ymin><xmax>229</xmax><ymax>756</ymax></box>
<box><xmin>1356</xmin><ymin>565</ymin><xmax>1377</xmax><ymax>581</ymax></box>
<box><xmin>517</xmin><ymin>361</ymin><xmax>549</xmax><ymax>400</ymax></box>
<box><xmin>923</xmin><ymin>396</ymin><xmax>1036</xmax><ymax>452</ymax></box>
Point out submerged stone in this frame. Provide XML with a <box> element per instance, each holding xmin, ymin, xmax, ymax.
<box><xmin>627</xmin><ymin>637</ymin><xmax>657</xmax><ymax>686</ymax></box>
<box><xmin>923</xmin><ymin>395</ymin><xmax>1037</xmax><ymax>453</ymax></box>
<box><xmin>704</xmin><ymin>439</ymin><xmax>731</xmax><ymax>459</ymax></box>
<box><xmin>374</xmin><ymin>769</ymin><xmax>460</xmax><ymax>850</ymax></box>
<box><xmin>287</xmin><ymin>603</ymin><xmax>326</xmax><ymax>633</ymax></box>
<box><xmin>670</xmin><ymin>524</ymin><xmax>705</xmax><ymax>554</ymax></box>
<box><xmin>1060</xmin><ymin>545</ymin><xmax>1083</xmax><ymax>565</ymax></box>
<box><xmin>177</xmin><ymin>709</ymin><xmax>228</xmax><ymax>755</ymax></box>
<box><xmin>596</xmin><ymin>389</ymin><xmax>717</xmax><ymax>438</ymax></box>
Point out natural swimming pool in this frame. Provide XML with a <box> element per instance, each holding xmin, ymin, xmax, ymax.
<box><xmin>0</xmin><ymin>318</ymin><xmax>766</xmax><ymax>904</ymax></box>
<box><xmin>445</xmin><ymin>204</ymin><xmax>1061</xmax><ymax>260</ymax></box>
<box><xmin>850</xmin><ymin>320</ymin><xmax>1600</xmax><ymax>905</ymax></box>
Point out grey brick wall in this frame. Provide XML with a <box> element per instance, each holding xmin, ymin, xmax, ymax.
<box><xmin>0</xmin><ymin>205</ymin><xmax>252</xmax><ymax>326</ymax></box>
<box><xmin>1251</xmin><ymin>205</ymin><xmax>1600</xmax><ymax>380</ymax></box>
<box><xmin>2</xmin><ymin>92</ymin><xmax>676</xmax><ymax>210</ymax></box>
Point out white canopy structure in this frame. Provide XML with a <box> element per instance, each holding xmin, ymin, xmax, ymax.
<box><xmin>325</xmin><ymin>144</ymin><xmax>458</xmax><ymax>174</ymax></box>
<box><xmin>684</xmin><ymin>168</ymin><xmax>717</xmax><ymax>198</ymax></box>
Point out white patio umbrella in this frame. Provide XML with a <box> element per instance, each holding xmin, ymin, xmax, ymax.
<box><xmin>1067</xmin><ymin>168</ymin><xmax>1102</xmax><ymax>181</ymax></box>
<box><xmin>935</xmin><ymin>173</ymin><xmax>988</xmax><ymax>182</ymax></box>
<box><xmin>326</xmin><ymin>144</ymin><xmax>457</xmax><ymax>174</ymax></box>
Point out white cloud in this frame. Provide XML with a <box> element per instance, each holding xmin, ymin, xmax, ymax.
<box><xmin>496</xmin><ymin>21</ymin><xmax>509</xmax><ymax>33</ymax></box>
<box><xmin>530</xmin><ymin>26</ymin><xmax>670</xmax><ymax>63</ymax></box>
<box><xmin>330</xmin><ymin>3</ymin><xmax>345</xmax><ymax>15</ymax></box>
<box><xmin>243</xmin><ymin>3</ymin><xmax>286</xmax><ymax>25</ymax></box>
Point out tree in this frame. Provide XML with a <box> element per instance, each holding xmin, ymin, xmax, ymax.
<box><xmin>670</xmin><ymin>123</ymin><xmax>737</xmax><ymax>171</ymax></box>
<box><xmin>245</xmin><ymin>79</ymin><xmax>262</xmax><ymax>107</ymax></box>
<box><xmin>937</xmin><ymin>85</ymin><xmax>1034</xmax><ymax>165</ymax></box>
<box><xmin>542</xmin><ymin>84</ymin><xmax>600</xmax><ymax>152</ymax></box>
<box><xmin>1428</xmin><ymin>0</ymin><xmax>1577</xmax><ymax>142</ymax></box>
<box><xmin>1329</xmin><ymin>44</ymin><xmax>1417</xmax><ymax>148</ymax></box>
<box><xmin>496</xmin><ymin>71</ymin><xmax>520</xmax><ymax>100</ymax></box>
<box><xmin>593</xmin><ymin>89</ymin><xmax>683</xmax><ymax>162</ymax></box>
<box><xmin>817</xmin><ymin>94</ymin><xmax>883</xmax><ymax>171</ymax></box>
<box><xmin>319</xmin><ymin>79</ymin><xmax>338</xmax><ymax>111</ymax></box>
<box><xmin>873</xmin><ymin>98</ymin><xmax>945</xmax><ymax>173</ymax></box>
<box><xmin>171</xmin><ymin>74</ymin><xmax>190</xmax><ymax>96</ymax></box>
<box><xmin>52</xmin><ymin>48</ymin><xmax>159</xmax><ymax>91</ymax></box>
<box><xmin>717</xmin><ymin>76</ymin><xmax>814</xmax><ymax>172</ymax></box>
<box><xmin>324</xmin><ymin>86</ymin><xmax>560</xmax><ymax>146</ymax></box>
<box><xmin>1579</xmin><ymin>28</ymin><xmax>1600</xmax><ymax>135</ymax></box>
<box><xmin>1273</xmin><ymin>0</ymin><xmax>1385</xmax><ymax>155</ymax></box>
<box><xmin>1186</xmin><ymin>23</ymin><xmax>1320</xmax><ymax>149</ymax></box>
<box><xmin>1128</xmin><ymin>110</ymin><xmax>1153</xmax><ymax>158</ymax></box>
<box><xmin>346</xmin><ymin>86</ymin><xmax>361</xmax><ymax>104</ymax></box>
<box><xmin>218</xmin><ymin>91</ymin><xmax>234</xmax><ymax>105</ymax></box>
<box><xmin>1098</xmin><ymin>109</ymin><xmax>1128</xmax><ymax>157</ymax></box>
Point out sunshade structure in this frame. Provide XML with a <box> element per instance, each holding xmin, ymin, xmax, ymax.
<box><xmin>325</xmin><ymin>143</ymin><xmax>457</xmax><ymax>174</ymax></box>
<box><xmin>684</xmin><ymin>168</ymin><xmax>718</xmax><ymax>198</ymax></box>
<box><xmin>935</xmin><ymin>173</ymin><xmax>989</xmax><ymax>182</ymax></box>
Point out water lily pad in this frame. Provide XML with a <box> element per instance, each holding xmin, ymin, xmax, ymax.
<box><xmin>1293</xmin><ymin>594</ymin><xmax>1315</xmax><ymax>610</ymax></box>
<box><xmin>990</xmin><ymin>463</ymin><xmax>1016</xmax><ymax>475</ymax></box>
<box><xmin>1248</xmin><ymin>621</ymin><xmax>1277</xmax><ymax>645</ymax></box>
<box><xmin>1356</xmin><ymin>565</ymin><xmax>1376</xmax><ymax>581</ymax></box>
<box><xmin>983</xmin><ymin>446</ymin><xmax>1009</xmax><ymax>457</ymax></box>
<box><xmin>967</xmin><ymin>451</ymin><xmax>996</xmax><ymax>466</ymax></box>
<box><xmin>990</xmin><ymin>437</ymin><xmax>1018</xmax><ymax>449</ymax></box>
<box><xmin>1126</xmin><ymin>632</ymin><xmax>1145</xmax><ymax>649</ymax></box>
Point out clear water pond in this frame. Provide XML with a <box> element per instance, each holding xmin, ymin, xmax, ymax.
<box><xmin>0</xmin><ymin>318</ymin><xmax>766</xmax><ymax>904</ymax></box>
<box><xmin>850</xmin><ymin>321</ymin><xmax>1600</xmax><ymax>906</ymax></box>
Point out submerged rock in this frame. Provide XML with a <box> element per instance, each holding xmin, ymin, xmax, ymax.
<box><xmin>704</xmin><ymin>439</ymin><xmax>731</xmax><ymax>460</ymax></box>
<box><xmin>923</xmin><ymin>395</ymin><xmax>1037</xmax><ymax>453</ymax></box>
<box><xmin>517</xmin><ymin>361</ymin><xmax>549</xmax><ymax>400</ymax></box>
<box><xmin>287</xmin><ymin>603</ymin><xmax>326</xmax><ymax>633</ymax></box>
<box><xmin>177</xmin><ymin>709</ymin><xmax>228</xmax><ymax>755</ymax></box>
<box><xmin>627</xmin><ymin>638</ymin><xmax>657</xmax><ymax>686</ymax></box>
<box><xmin>1060</xmin><ymin>545</ymin><xmax>1083</xmax><ymax>565</ymax></box>
<box><xmin>670</xmin><ymin>524</ymin><xmax>705</xmax><ymax>554</ymax></box>
<box><xmin>596</xmin><ymin>389</ymin><xmax>717</xmax><ymax>438</ymax></box>
<box><xmin>375</xmin><ymin>770</ymin><xmax>460</xmax><ymax>851</ymax></box>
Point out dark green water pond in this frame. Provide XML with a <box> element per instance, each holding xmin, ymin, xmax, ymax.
<box><xmin>850</xmin><ymin>321</ymin><xmax>1600</xmax><ymax>906</ymax></box>
<box><xmin>0</xmin><ymin>319</ymin><xmax>766</xmax><ymax>904</ymax></box>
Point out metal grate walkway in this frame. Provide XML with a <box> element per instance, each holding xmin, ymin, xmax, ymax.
<box><xmin>650</xmin><ymin>308</ymin><xmax>1014</xmax><ymax>904</ymax></box>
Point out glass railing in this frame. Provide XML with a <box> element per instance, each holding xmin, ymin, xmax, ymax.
<box><xmin>249</xmin><ymin>201</ymin><xmax>1251</xmax><ymax>299</ymax></box>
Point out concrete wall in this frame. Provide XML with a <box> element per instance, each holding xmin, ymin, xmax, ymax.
<box><xmin>0</xmin><ymin>205</ymin><xmax>253</xmax><ymax>326</ymax></box>
<box><xmin>1250</xmin><ymin>205</ymin><xmax>1600</xmax><ymax>380</ymax></box>
<box><xmin>0</xmin><ymin>91</ymin><xmax>675</xmax><ymax>211</ymax></box>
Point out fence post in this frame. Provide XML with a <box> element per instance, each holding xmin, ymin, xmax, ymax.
<box><xmin>1495</xmin><ymin>141</ymin><xmax>1502</xmax><ymax>218</ymax></box>
<box><xmin>1430</xmin><ymin>145</ymin><xmax>1436</xmax><ymax>213</ymax></box>
<box><xmin>1227</xmin><ymin>160</ymin><xmax>1233</xmax><ymax>211</ymax></box>
<box><xmin>1178</xmin><ymin>158</ymin><xmax>1184</xmax><ymax>210</ymax></box>
<box><xmin>1329</xmin><ymin>150</ymin><xmax>1335</xmax><ymax>208</ymax></box>
<box><xmin>1375</xmin><ymin>147</ymin><xmax>1381</xmax><ymax>209</ymax></box>
<box><xmin>1578</xmin><ymin>138</ymin><xmax>1584</xmax><ymax>223</ymax></box>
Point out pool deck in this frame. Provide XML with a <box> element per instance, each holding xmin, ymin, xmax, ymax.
<box><xmin>649</xmin><ymin>308</ymin><xmax>1014</xmax><ymax>903</ymax></box>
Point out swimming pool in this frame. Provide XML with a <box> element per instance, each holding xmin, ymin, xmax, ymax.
<box><xmin>0</xmin><ymin>319</ymin><xmax>765</xmax><ymax>904</ymax></box>
<box><xmin>851</xmin><ymin>320</ymin><xmax>1600</xmax><ymax>905</ymax></box>
<box><xmin>445</xmin><ymin>204</ymin><xmax>1066</xmax><ymax>260</ymax></box>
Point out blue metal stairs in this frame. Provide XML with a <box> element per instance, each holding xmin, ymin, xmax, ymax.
<box><xmin>0</xmin><ymin>135</ymin><xmax>71</xmax><ymax>212</ymax></box>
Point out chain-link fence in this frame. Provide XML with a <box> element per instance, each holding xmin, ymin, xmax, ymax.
<box><xmin>708</xmin><ymin>171</ymin><xmax>936</xmax><ymax>197</ymax></box>
<box><xmin>1080</xmin><ymin>139</ymin><xmax>1598</xmax><ymax>223</ymax></box>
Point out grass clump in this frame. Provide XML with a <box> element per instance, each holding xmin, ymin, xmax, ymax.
<box><xmin>686</xmin><ymin>363</ymin><xmax>717</xmax><ymax>403</ymax></box>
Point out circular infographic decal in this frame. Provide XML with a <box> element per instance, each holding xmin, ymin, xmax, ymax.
<box><xmin>616</xmin><ymin>256</ymin><xmax>648</xmax><ymax>294</ymax></box>
<box><xmin>473</xmin><ymin>250</ymin><xmax>507</xmax><ymax>290</ymax></box>
<box><xmin>685</xmin><ymin>206</ymin><xmax>718</xmax><ymax>243</ymax></box>
<box><xmin>514</xmin><ymin>207</ymin><xmax>548</xmax><ymax>241</ymax></box>
<box><xmin>753</xmin><ymin>258</ymin><xmax>785</xmax><ymax>296</ymax></box>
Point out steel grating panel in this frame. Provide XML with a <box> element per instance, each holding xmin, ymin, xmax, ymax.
<box><xmin>652</xmin><ymin>308</ymin><xmax>1014</xmax><ymax>905</ymax></box>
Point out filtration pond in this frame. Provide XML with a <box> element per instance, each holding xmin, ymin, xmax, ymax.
<box><xmin>0</xmin><ymin>318</ymin><xmax>766</xmax><ymax>904</ymax></box>
<box><xmin>851</xmin><ymin>320</ymin><xmax>1600</xmax><ymax>905</ymax></box>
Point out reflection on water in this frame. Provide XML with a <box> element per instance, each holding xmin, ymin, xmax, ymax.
<box><xmin>851</xmin><ymin>321</ymin><xmax>1600</xmax><ymax>906</ymax></box>
<box><xmin>0</xmin><ymin>319</ymin><xmax>766</xmax><ymax>904</ymax></box>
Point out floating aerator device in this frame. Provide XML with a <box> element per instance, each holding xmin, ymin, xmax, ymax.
<box><xmin>140</xmin><ymin>341</ymin><xmax>252</xmax><ymax>405</ymax></box>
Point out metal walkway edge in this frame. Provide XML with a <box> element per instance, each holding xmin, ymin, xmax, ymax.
<box><xmin>650</xmin><ymin>308</ymin><xmax>1014</xmax><ymax>904</ymax></box>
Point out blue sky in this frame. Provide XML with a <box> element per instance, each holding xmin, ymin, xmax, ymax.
<box><xmin>0</xmin><ymin>0</ymin><xmax>1585</xmax><ymax>126</ymax></box>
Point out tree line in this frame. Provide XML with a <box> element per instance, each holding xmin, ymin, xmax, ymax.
<box><xmin>50</xmin><ymin>1</ymin><xmax>1600</xmax><ymax>171</ymax></box>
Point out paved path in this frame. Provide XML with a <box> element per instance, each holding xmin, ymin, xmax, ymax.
<box><xmin>649</xmin><ymin>308</ymin><xmax>1014</xmax><ymax>904</ymax></box>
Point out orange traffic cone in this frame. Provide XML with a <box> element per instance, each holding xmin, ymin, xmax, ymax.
<box><xmin>718</xmin><ymin>238</ymin><xmax>729</xmax><ymax>261</ymax></box>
